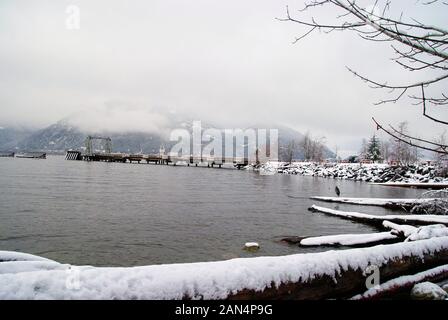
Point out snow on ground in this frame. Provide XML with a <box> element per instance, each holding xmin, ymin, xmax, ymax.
<box><xmin>259</xmin><ymin>162</ymin><xmax>448</xmax><ymax>184</ymax></box>
<box><xmin>351</xmin><ymin>264</ymin><xmax>448</xmax><ymax>300</ymax></box>
<box><xmin>299</xmin><ymin>232</ymin><xmax>397</xmax><ymax>247</ymax></box>
<box><xmin>310</xmin><ymin>205</ymin><xmax>448</xmax><ymax>225</ymax></box>
<box><xmin>1</xmin><ymin>237</ymin><xmax>448</xmax><ymax>299</ymax></box>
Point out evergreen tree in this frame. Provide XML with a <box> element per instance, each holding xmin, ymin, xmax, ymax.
<box><xmin>367</xmin><ymin>135</ymin><xmax>382</xmax><ymax>163</ymax></box>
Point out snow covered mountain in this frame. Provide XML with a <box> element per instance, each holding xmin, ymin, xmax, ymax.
<box><xmin>17</xmin><ymin>121</ymin><xmax>85</xmax><ymax>152</ymax></box>
<box><xmin>0</xmin><ymin>126</ymin><xmax>34</xmax><ymax>151</ymax></box>
<box><xmin>0</xmin><ymin>119</ymin><xmax>335</xmax><ymax>159</ymax></box>
<box><xmin>15</xmin><ymin>120</ymin><xmax>166</xmax><ymax>154</ymax></box>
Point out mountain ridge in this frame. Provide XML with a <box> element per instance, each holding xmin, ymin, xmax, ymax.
<box><xmin>0</xmin><ymin>120</ymin><xmax>335</xmax><ymax>160</ymax></box>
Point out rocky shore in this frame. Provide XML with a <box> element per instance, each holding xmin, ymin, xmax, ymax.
<box><xmin>260</xmin><ymin>162</ymin><xmax>448</xmax><ymax>184</ymax></box>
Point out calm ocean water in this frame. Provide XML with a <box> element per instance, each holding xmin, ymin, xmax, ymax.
<box><xmin>0</xmin><ymin>156</ymin><xmax>423</xmax><ymax>267</ymax></box>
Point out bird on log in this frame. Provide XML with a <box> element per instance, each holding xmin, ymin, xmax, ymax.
<box><xmin>335</xmin><ymin>186</ymin><xmax>341</xmax><ymax>197</ymax></box>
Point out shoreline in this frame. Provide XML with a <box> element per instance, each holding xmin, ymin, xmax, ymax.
<box><xmin>259</xmin><ymin>161</ymin><xmax>448</xmax><ymax>185</ymax></box>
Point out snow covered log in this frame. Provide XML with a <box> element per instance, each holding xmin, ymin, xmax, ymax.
<box><xmin>382</xmin><ymin>221</ymin><xmax>448</xmax><ymax>242</ymax></box>
<box><xmin>371</xmin><ymin>182</ymin><xmax>448</xmax><ymax>189</ymax></box>
<box><xmin>382</xmin><ymin>221</ymin><xmax>417</xmax><ymax>237</ymax></box>
<box><xmin>296</xmin><ymin>222</ymin><xmax>448</xmax><ymax>248</ymax></box>
<box><xmin>299</xmin><ymin>232</ymin><xmax>399</xmax><ymax>247</ymax></box>
<box><xmin>310</xmin><ymin>196</ymin><xmax>435</xmax><ymax>210</ymax></box>
<box><xmin>0</xmin><ymin>251</ymin><xmax>62</xmax><ymax>275</ymax></box>
<box><xmin>308</xmin><ymin>205</ymin><xmax>448</xmax><ymax>227</ymax></box>
<box><xmin>0</xmin><ymin>251</ymin><xmax>56</xmax><ymax>263</ymax></box>
<box><xmin>410</xmin><ymin>282</ymin><xmax>448</xmax><ymax>300</ymax></box>
<box><xmin>2</xmin><ymin>237</ymin><xmax>448</xmax><ymax>300</ymax></box>
<box><xmin>351</xmin><ymin>264</ymin><xmax>448</xmax><ymax>300</ymax></box>
<box><xmin>405</xmin><ymin>224</ymin><xmax>448</xmax><ymax>242</ymax></box>
<box><xmin>0</xmin><ymin>261</ymin><xmax>65</xmax><ymax>275</ymax></box>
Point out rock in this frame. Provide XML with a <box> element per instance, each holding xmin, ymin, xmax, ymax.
<box><xmin>260</xmin><ymin>162</ymin><xmax>448</xmax><ymax>186</ymax></box>
<box><xmin>442</xmin><ymin>283</ymin><xmax>448</xmax><ymax>294</ymax></box>
<box><xmin>244</xmin><ymin>242</ymin><xmax>260</xmax><ymax>252</ymax></box>
<box><xmin>410</xmin><ymin>282</ymin><xmax>448</xmax><ymax>300</ymax></box>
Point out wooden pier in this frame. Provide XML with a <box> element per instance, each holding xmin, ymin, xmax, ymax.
<box><xmin>65</xmin><ymin>136</ymin><xmax>254</xmax><ymax>169</ymax></box>
<box><xmin>65</xmin><ymin>150</ymin><xmax>250</xmax><ymax>169</ymax></box>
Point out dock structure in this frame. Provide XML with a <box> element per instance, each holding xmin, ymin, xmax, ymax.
<box><xmin>65</xmin><ymin>150</ymin><xmax>250</xmax><ymax>169</ymax></box>
<box><xmin>85</xmin><ymin>135</ymin><xmax>112</xmax><ymax>155</ymax></box>
<box><xmin>65</xmin><ymin>136</ymin><xmax>255</xmax><ymax>168</ymax></box>
<box><xmin>65</xmin><ymin>151</ymin><xmax>82</xmax><ymax>160</ymax></box>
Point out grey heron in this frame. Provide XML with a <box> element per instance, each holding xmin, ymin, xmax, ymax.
<box><xmin>335</xmin><ymin>186</ymin><xmax>341</xmax><ymax>197</ymax></box>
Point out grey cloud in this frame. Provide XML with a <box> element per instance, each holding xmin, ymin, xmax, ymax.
<box><xmin>0</xmin><ymin>0</ymin><xmax>446</xmax><ymax>157</ymax></box>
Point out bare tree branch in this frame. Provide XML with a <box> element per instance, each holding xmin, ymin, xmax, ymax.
<box><xmin>281</xmin><ymin>0</ymin><xmax>448</xmax><ymax>155</ymax></box>
<box><xmin>372</xmin><ymin>117</ymin><xmax>448</xmax><ymax>154</ymax></box>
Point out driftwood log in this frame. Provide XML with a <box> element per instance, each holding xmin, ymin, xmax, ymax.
<box><xmin>228</xmin><ymin>246</ymin><xmax>448</xmax><ymax>300</ymax></box>
<box><xmin>2</xmin><ymin>239</ymin><xmax>448</xmax><ymax>299</ymax></box>
<box><xmin>310</xmin><ymin>196</ymin><xmax>436</xmax><ymax>211</ymax></box>
<box><xmin>279</xmin><ymin>236</ymin><xmax>306</xmax><ymax>245</ymax></box>
<box><xmin>352</xmin><ymin>264</ymin><xmax>448</xmax><ymax>300</ymax></box>
<box><xmin>371</xmin><ymin>182</ymin><xmax>448</xmax><ymax>190</ymax></box>
<box><xmin>308</xmin><ymin>205</ymin><xmax>448</xmax><ymax>227</ymax></box>
<box><xmin>281</xmin><ymin>233</ymin><xmax>401</xmax><ymax>248</ymax></box>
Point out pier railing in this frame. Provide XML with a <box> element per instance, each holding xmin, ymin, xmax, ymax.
<box><xmin>65</xmin><ymin>150</ymin><xmax>251</xmax><ymax>168</ymax></box>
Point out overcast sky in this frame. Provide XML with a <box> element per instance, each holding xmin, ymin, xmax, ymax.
<box><xmin>0</xmin><ymin>0</ymin><xmax>446</xmax><ymax>156</ymax></box>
